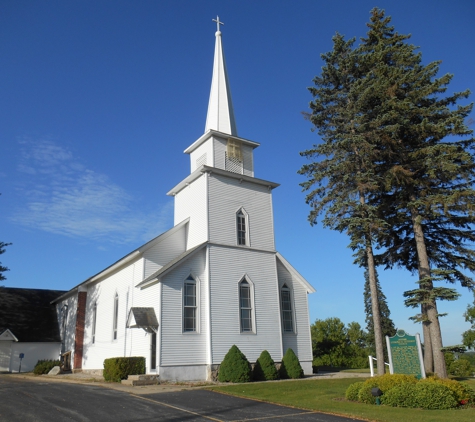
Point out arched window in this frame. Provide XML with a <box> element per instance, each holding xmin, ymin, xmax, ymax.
<box><xmin>113</xmin><ymin>293</ymin><xmax>119</xmax><ymax>340</ymax></box>
<box><xmin>183</xmin><ymin>275</ymin><xmax>197</xmax><ymax>332</ymax></box>
<box><xmin>236</xmin><ymin>208</ymin><xmax>249</xmax><ymax>246</ymax></box>
<box><xmin>281</xmin><ymin>284</ymin><xmax>293</xmax><ymax>333</ymax></box>
<box><xmin>239</xmin><ymin>280</ymin><xmax>253</xmax><ymax>332</ymax></box>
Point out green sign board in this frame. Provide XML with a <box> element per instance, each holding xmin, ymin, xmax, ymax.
<box><xmin>387</xmin><ymin>329</ymin><xmax>425</xmax><ymax>379</ymax></box>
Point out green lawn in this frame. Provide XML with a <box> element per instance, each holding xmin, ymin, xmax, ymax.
<box><xmin>208</xmin><ymin>377</ymin><xmax>475</xmax><ymax>422</ymax></box>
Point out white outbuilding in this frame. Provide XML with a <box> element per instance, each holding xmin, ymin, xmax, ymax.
<box><xmin>54</xmin><ymin>20</ymin><xmax>315</xmax><ymax>381</ymax></box>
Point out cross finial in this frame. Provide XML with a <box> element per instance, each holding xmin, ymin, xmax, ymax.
<box><xmin>212</xmin><ymin>16</ymin><xmax>224</xmax><ymax>32</ymax></box>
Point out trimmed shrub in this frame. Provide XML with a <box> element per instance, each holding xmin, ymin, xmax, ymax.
<box><xmin>421</xmin><ymin>376</ymin><xmax>475</xmax><ymax>404</ymax></box>
<box><xmin>218</xmin><ymin>345</ymin><xmax>251</xmax><ymax>383</ymax></box>
<box><xmin>357</xmin><ymin>374</ymin><xmax>417</xmax><ymax>404</ymax></box>
<box><xmin>33</xmin><ymin>359</ymin><xmax>61</xmax><ymax>375</ymax></box>
<box><xmin>103</xmin><ymin>357</ymin><xmax>145</xmax><ymax>382</ymax></box>
<box><xmin>345</xmin><ymin>381</ymin><xmax>364</xmax><ymax>402</ymax></box>
<box><xmin>381</xmin><ymin>383</ymin><xmax>417</xmax><ymax>408</ymax></box>
<box><xmin>253</xmin><ymin>350</ymin><xmax>279</xmax><ymax>381</ymax></box>
<box><xmin>279</xmin><ymin>348</ymin><xmax>304</xmax><ymax>379</ymax></box>
<box><xmin>412</xmin><ymin>382</ymin><xmax>458</xmax><ymax>410</ymax></box>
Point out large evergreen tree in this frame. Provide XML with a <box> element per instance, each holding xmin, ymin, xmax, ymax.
<box><xmin>299</xmin><ymin>33</ymin><xmax>388</xmax><ymax>375</ymax></box>
<box><xmin>363</xmin><ymin>269</ymin><xmax>396</xmax><ymax>359</ymax></box>
<box><xmin>301</xmin><ymin>8</ymin><xmax>474</xmax><ymax>378</ymax></box>
<box><xmin>358</xmin><ymin>9</ymin><xmax>474</xmax><ymax>377</ymax></box>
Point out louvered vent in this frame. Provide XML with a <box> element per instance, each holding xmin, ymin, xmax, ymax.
<box><xmin>196</xmin><ymin>153</ymin><xmax>207</xmax><ymax>168</ymax></box>
<box><xmin>225</xmin><ymin>152</ymin><xmax>243</xmax><ymax>174</ymax></box>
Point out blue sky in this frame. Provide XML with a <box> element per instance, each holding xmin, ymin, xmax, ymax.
<box><xmin>1</xmin><ymin>1</ymin><xmax>474</xmax><ymax>347</ymax></box>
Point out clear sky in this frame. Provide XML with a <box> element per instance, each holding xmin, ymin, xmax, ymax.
<box><xmin>1</xmin><ymin>1</ymin><xmax>474</xmax><ymax>347</ymax></box>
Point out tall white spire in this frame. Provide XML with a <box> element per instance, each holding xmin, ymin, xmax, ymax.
<box><xmin>205</xmin><ymin>16</ymin><xmax>238</xmax><ymax>136</ymax></box>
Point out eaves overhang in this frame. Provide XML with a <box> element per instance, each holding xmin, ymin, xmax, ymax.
<box><xmin>276</xmin><ymin>252</ymin><xmax>316</xmax><ymax>294</ymax></box>
<box><xmin>52</xmin><ymin>218</ymin><xmax>190</xmax><ymax>304</ymax></box>
<box><xmin>136</xmin><ymin>242</ymin><xmax>207</xmax><ymax>289</ymax></box>
<box><xmin>167</xmin><ymin>165</ymin><xmax>279</xmax><ymax>196</ymax></box>
<box><xmin>184</xmin><ymin>129</ymin><xmax>260</xmax><ymax>155</ymax></box>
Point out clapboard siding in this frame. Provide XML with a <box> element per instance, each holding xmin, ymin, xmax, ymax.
<box><xmin>242</xmin><ymin>144</ymin><xmax>254</xmax><ymax>177</ymax></box>
<box><xmin>209</xmin><ymin>245</ymin><xmax>282</xmax><ymax>364</ymax></box>
<box><xmin>277</xmin><ymin>260</ymin><xmax>313</xmax><ymax>362</ymax></box>
<box><xmin>56</xmin><ymin>294</ymin><xmax>78</xmax><ymax>360</ymax></box>
<box><xmin>143</xmin><ymin>225</ymin><xmax>187</xmax><ymax>278</ymax></box>
<box><xmin>208</xmin><ymin>174</ymin><xmax>275</xmax><ymax>251</ymax></box>
<box><xmin>82</xmin><ymin>259</ymin><xmax>145</xmax><ymax>370</ymax></box>
<box><xmin>160</xmin><ymin>249</ymin><xmax>208</xmax><ymax>366</ymax></box>
<box><xmin>174</xmin><ymin>174</ymin><xmax>208</xmax><ymax>248</ymax></box>
<box><xmin>213</xmin><ymin>136</ymin><xmax>226</xmax><ymax>169</ymax></box>
<box><xmin>190</xmin><ymin>139</ymin><xmax>213</xmax><ymax>172</ymax></box>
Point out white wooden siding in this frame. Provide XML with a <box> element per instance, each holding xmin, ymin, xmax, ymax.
<box><xmin>209</xmin><ymin>245</ymin><xmax>281</xmax><ymax>364</ymax></box>
<box><xmin>174</xmin><ymin>173</ymin><xmax>208</xmax><ymax>248</ymax></box>
<box><xmin>143</xmin><ymin>226</ymin><xmax>186</xmax><ymax>278</ymax></box>
<box><xmin>242</xmin><ymin>144</ymin><xmax>254</xmax><ymax>177</ymax></box>
<box><xmin>208</xmin><ymin>174</ymin><xmax>275</xmax><ymax>251</ymax></box>
<box><xmin>277</xmin><ymin>260</ymin><xmax>313</xmax><ymax>362</ymax></box>
<box><xmin>159</xmin><ymin>249</ymin><xmax>208</xmax><ymax>366</ymax></box>
<box><xmin>56</xmin><ymin>294</ymin><xmax>78</xmax><ymax>359</ymax></box>
<box><xmin>213</xmin><ymin>136</ymin><xmax>227</xmax><ymax>170</ymax></box>
<box><xmin>190</xmin><ymin>139</ymin><xmax>213</xmax><ymax>172</ymax></box>
<box><xmin>82</xmin><ymin>258</ymin><xmax>148</xmax><ymax>370</ymax></box>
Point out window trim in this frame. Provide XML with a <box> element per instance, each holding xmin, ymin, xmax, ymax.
<box><xmin>239</xmin><ymin>276</ymin><xmax>256</xmax><ymax>334</ymax></box>
<box><xmin>112</xmin><ymin>293</ymin><xmax>119</xmax><ymax>341</ymax></box>
<box><xmin>236</xmin><ymin>207</ymin><xmax>250</xmax><ymax>247</ymax></box>
<box><xmin>280</xmin><ymin>284</ymin><xmax>295</xmax><ymax>334</ymax></box>
<box><xmin>92</xmin><ymin>302</ymin><xmax>97</xmax><ymax>344</ymax></box>
<box><xmin>183</xmin><ymin>274</ymin><xmax>199</xmax><ymax>333</ymax></box>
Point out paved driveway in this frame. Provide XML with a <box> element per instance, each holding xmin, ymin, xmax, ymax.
<box><xmin>0</xmin><ymin>375</ymin><xmax>362</xmax><ymax>421</ymax></box>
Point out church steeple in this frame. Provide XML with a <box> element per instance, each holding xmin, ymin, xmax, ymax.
<box><xmin>204</xmin><ymin>16</ymin><xmax>238</xmax><ymax>136</ymax></box>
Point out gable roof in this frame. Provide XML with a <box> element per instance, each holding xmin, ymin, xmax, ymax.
<box><xmin>136</xmin><ymin>242</ymin><xmax>207</xmax><ymax>289</ymax></box>
<box><xmin>53</xmin><ymin>218</ymin><xmax>190</xmax><ymax>303</ymax></box>
<box><xmin>0</xmin><ymin>287</ymin><xmax>66</xmax><ymax>342</ymax></box>
<box><xmin>276</xmin><ymin>252</ymin><xmax>316</xmax><ymax>294</ymax></box>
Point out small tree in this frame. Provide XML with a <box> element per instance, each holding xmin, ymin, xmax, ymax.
<box><xmin>463</xmin><ymin>291</ymin><xmax>475</xmax><ymax>349</ymax></box>
<box><xmin>253</xmin><ymin>350</ymin><xmax>279</xmax><ymax>381</ymax></box>
<box><xmin>218</xmin><ymin>345</ymin><xmax>251</xmax><ymax>383</ymax></box>
<box><xmin>279</xmin><ymin>348</ymin><xmax>304</xmax><ymax>379</ymax></box>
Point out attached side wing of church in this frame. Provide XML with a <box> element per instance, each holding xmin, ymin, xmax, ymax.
<box><xmin>53</xmin><ymin>23</ymin><xmax>316</xmax><ymax>381</ymax></box>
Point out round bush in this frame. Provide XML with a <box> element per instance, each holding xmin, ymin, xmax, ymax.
<box><xmin>279</xmin><ymin>348</ymin><xmax>304</xmax><ymax>379</ymax></box>
<box><xmin>413</xmin><ymin>382</ymin><xmax>458</xmax><ymax>409</ymax></box>
<box><xmin>358</xmin><ymin>374</ymin><xmax>417</xmax><ymax>404</ymax></box>
<box><xmin>218</xmin><ymin>345</ymin><xmax>251</xmax><ymax>383</ymax></box>
<box><xmin>421</xmin><ymin>377</ymin><xmax>475</xmax><ymax>404</ymax></box>
<box><xmin>253</xmin><ymin>350</ymin><xmax>279</xmax><ymax>381</ymax></box>
<box><xmin>381</xmin><ymin>383</ymin><xmax>417</xmax><ymax>408</ymax></box>
<box><xmin>345</xmin><ymin>382</ymin><xmax>364</xmax><ymax>401</ymax></box>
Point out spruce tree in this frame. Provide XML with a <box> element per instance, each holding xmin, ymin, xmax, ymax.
<box><xmin>300</xmin><ymin>33</ymin><xmax>388</xmax><ymax>375</ymax></box>
<box><xmin>358</xmin><ymin>8</ymin><xmax>474</xmax><ymax>377</ymax></box>
<box><xmin>0</xmin><ymin>241</ymin><xmax>11</xmax><ymax>282</ymax></box>
<box><xmin>301</xmin><ymin>8</ymin><xmax>474</xmax><ymax>378</ymax></box>
<box><xmin>363</xmin><ymin>269</ymin><xmax>396</xmax><ymax>360</ymax></box>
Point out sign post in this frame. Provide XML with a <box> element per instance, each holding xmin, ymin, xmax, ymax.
<box><xmin>19</xmin><ymin>353</ymin><xmax>24</xmax><ymax>373</ymax></box>
<box><xmin>386</xmin><ymin>329</ymin><xmax>425</xmax><ymax>379</ymax></box>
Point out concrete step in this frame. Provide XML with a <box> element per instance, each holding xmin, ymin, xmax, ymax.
<box><xmin>121</xmin><ymin>374</ymin><xmax>159</xmax><ymax>386</ymax></box>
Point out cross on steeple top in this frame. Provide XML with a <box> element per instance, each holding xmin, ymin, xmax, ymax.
<box><xmin>212</xmin><ymin>16</ymin><xmax>224</xmax><ymax>32</ymax></box>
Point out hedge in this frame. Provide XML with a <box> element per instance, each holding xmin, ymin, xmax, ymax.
<box><xmin>103</xmin><ymin>357</ymin><xmax>145</xmax><ymax>382</ymax></box>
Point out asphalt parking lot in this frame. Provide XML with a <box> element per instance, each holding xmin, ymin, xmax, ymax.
<box><xmin>0</xmin><ymin>375</ymin><xmax>362</xmax><ymax>421</ymax></box>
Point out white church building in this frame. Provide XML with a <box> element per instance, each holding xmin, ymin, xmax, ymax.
<box><xmin>54</xmin><ymin>20</ymin><xmax>315</xmax><ymax>381</ymax></box>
